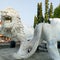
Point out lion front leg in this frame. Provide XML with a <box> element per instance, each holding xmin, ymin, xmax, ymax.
<box><xmin>47</xmin><ymin>40</ymin><xmax>60</xmax><ymax>60</ymax></box>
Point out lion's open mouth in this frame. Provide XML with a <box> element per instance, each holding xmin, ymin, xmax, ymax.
<box><xmin>2</xmin><ymin>15</ymin><xmax>12</xmax><ymax>22</ymax></box>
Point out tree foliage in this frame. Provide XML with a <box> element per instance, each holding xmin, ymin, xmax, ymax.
<box><xmin>33</xmin><ymin>16</ymin><xmax>38</xmax><ymax>28</ymax></box>
<box><xmin>37</xmin><ymin>2</ymin><xmax>44</xmax><ymax>23</ymax></box>
<box><xmin>33</xmin><ymin>0</ymin><xmax>60</xmax><ymax>28</ymax></box>
<box><xmin>54</xmin><ymin>5</ymin><xmax>60</xmax><ymax>18</ymax></box>
<box><xmin>33</xmin><ymin>2</ymin><xmax>44</xmax><ymax>28</ymax></box>
<box><xmin>45</xmin><ymin>0</ymin><xmax>49</xmax><ymax>22</ymax></box>
<box><xmin>49</xmin><ymin>3</ymin><xmax>53</xmax><ymax>18</ymax></box>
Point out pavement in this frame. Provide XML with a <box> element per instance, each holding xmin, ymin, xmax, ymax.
<box><xmin>0</xmin><ymin>46</ymin><xmax>53</xmax><ymax>60</ymax></box>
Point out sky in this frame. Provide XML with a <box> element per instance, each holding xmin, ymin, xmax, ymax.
<box><xmin>0</xmin><ymin>0</ymin><xmax>60</xmax><ymax>27</ymax></box>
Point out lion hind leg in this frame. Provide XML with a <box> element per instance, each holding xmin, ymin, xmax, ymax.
<box><xmin>47</xmin><ymin>40</ymin><xmax>60</xmax><ymax>60</ymax></box>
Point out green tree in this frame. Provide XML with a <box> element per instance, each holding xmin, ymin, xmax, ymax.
<box><xmin>45</xmin><ymin>0</ymin><xmax>49</xmax><ymax>22</ymax></box>
<box><xmin>37</xmin><ymin>3</ymin><xmax>40</xmax><ymax>20</ymax></box>
<box><xmin>49</xmin><ymin>3</ymin><xmax>53</xmax><ymax>18</ymax></box>
<box><xmin>33</xmin><ymin>16</ymin><xmax>38</xmax><ymax>28</ymax></box>
<box><xmin>54</xmin><ymin>5</ymin><xmax>60</xmax><ymax>18</ymax></box>
<box><xmin>37</xmin><ymin>2</ymin><xmax>44</xmax><ymax>23</ymax></box>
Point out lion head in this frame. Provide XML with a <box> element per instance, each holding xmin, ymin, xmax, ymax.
<box><xmin>0</xmin><ymin>8</ymin><xmax>24</xmax><ymax>39</ymax></box>
<box><xmin>1</xmin><ymin>8</ymin><xmax>20</xmax><ymax>29</ymax></box>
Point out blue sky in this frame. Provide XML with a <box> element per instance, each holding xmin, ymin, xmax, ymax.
<box><xmin>0</xmin><ymin>0</ymin><xmax>60</xmax><ymax>27</ymax></box>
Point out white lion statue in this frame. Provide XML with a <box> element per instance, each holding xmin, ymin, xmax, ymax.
<box><xmin>1</xmin><ymin>8</ymin><xmax>60</xmax><ymax>60</ymax></box>
<box><xmin>13</xmin><ymin>19</ymin><xmax>60</xmax><ymax>60</ymax></box>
